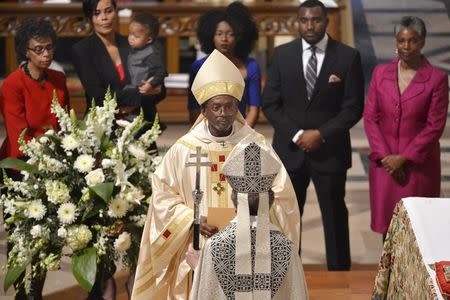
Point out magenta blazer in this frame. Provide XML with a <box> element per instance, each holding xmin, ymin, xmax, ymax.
<box><xmin>364</xmin><ymin>56</ymin><xmax>449</xmax><ymax>234</ymax></box>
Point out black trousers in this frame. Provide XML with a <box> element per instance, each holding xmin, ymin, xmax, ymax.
<box><xmin>289</xmin><ymin>160</ymin><xmax>351</xmax><ymax>271</ymax></box>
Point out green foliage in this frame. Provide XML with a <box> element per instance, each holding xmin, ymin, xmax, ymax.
<box><xmin>72</xmin><ymin>248</ymin><xmax>97</xmax><ymax>292</ymax></box>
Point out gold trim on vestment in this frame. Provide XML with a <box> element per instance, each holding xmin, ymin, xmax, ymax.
<box><xmin>133</xmin><ymin>208</ymin><xmax>192</xmax><ymax>296</ymax></box>
<box><xmin>192</xmin><ymin>80</ymin><xmax>244</xmax><ymax>105</ymax></box>
<box><xmin>152</xmin><ymin>207</ymin><xmax>193</xmax><ymax>259</ymax></box>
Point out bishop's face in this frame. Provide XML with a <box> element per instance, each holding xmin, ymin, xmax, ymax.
<box><xmin>202</xmin><ymin>95</ymin><xmax>239</xmax><ymax>137</ymax></box>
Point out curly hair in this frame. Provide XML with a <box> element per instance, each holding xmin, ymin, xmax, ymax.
<box><xmin>15</xmin><ymin>18</ymin><xmax>57</xmax><ymax>63</ymax></box>
<box><xmin>196</xmin><ymin>1</ymin><xmax>259</xmax><ymax>61</ymax></box>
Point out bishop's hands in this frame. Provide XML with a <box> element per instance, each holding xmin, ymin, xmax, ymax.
<box><xmin>296</xmin><ymin>129</ymin><xmax>323</xmax><ymax>152</ymax></box>
<box><xmin>381</xmin><ymin>155</ymin><xmax>407</xmax><ymax>185</ymax></box>
<box><xmin>200</xmin><ymin>216</ymin><xmax>218</xmax><ymax>238</ymax></box>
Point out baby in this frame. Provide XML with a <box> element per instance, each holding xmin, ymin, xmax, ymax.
<box><xmin>125</xmin><ymin>12</ymin><xmax>167</xmax><ymax>93</ymax></box>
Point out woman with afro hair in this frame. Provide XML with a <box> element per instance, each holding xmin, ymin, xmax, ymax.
<box><xmin>188</xmin><ymin>1</ymin><xmax>261</xmax><ymax>127</ymax></box>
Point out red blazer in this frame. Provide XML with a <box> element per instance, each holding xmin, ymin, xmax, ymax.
<box><xmin>0</xmin><ymin>67</ymin><xmax>70</xmax><ymax>159</ymax></box>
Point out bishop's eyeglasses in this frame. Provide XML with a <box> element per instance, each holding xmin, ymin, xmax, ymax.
<box><xmin>27</xmin><ymin>44</ymin><xmax>54</xmax><ymax>55</ymax></box>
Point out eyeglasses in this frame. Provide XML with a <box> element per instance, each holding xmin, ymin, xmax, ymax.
<box><xmin>27</xmin><ymin>44</ymin><xmax>54</xmax><ymax>55</ymax></box>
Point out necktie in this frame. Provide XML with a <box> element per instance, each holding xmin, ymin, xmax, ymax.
<box><xmin>305</xmin><ymin>46</ymin><xmax>317</xmax><ymax>100</ymax></box>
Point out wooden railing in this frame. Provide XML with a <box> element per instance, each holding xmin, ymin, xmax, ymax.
<box><xmin>0</xmin><ymin>2</ymin><xmax>341</xmax><ymax>74</ymax></box>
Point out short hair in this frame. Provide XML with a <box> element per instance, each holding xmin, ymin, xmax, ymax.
<box><xmin>394</xmin><ymin>16</ymin><xmax>427</xmax><ymax>40</ymax></box>
<box><xmin>82</xmin><ymin>0</ymin><xmax>117</xmax><ymax>19</ymax></box>
<box><xmin>231</xmin><ymin>190</ymin><xmax>275</xmax><ymax>216</ymax></box>
<box><xmin>196</xmin><ymin>1</ymin><xmax>259</xmax><ymax>61</ymax></box>
<box><xmin>299</xmin><ymin>0</ymin><xmax>327</xmax><ymax>17</ymax></box>
<box><xmin>15</xmin><ymin>18</ymin><xmax>57</xmax><ymax>62</ymax></box>
<box><xmin>131</xmin><ymin>12</ymin><xmax>160</xmax><ymax>39</ymax></box>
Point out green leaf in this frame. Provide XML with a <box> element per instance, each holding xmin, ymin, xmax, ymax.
<box><xmin>81</xmin><ymin>201</ymin><xmax>104</xmax><ymax>222</ymax></box>
<box><xmin>89</xmin><ymin>182</ymin><xmax>114</xmax><ymax>202</ymax></box>
<box><xmin>4</xmin><ymin>258</ymin><xmax>30</xmax><ymax>291</ymax></box>
<box><xmin>72</xmin><ymin>247</ymin><xmax>97</xmax><ymax>292</ymax></box>
<box><xmin>0</xmin><ymin>158</ymin><xmax>38</xmax><ymax>173</ymax></box>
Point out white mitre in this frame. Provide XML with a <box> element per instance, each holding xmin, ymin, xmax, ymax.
<box><xmin>191</xmin><ymin>49</ymin><xmax>245</xmax><ymax>105</ymax></box>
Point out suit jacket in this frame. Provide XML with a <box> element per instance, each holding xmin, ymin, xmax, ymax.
<box><xmin>262</xmin><ymin>37</ymin><xmax>364</xmax><ymax>172</ymax></box>
<box><xmin>72</xmin><ymin>33</ymin><xmax>166</xmax><ymax>121</ymax></box>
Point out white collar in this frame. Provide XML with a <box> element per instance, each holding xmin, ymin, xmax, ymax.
<box><xmin>302</xmin><ymin>34</ymin><xmax>328</xmax><ymax>53</ymax></box>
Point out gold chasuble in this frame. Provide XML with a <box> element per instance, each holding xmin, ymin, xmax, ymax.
<box><xmin>131</xmin><ymin>120</ymin><xmax>300</xmax><ymax>300</ymax></box>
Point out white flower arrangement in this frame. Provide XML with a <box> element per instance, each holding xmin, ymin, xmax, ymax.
<box><xmin>0</xmin><ymin>90</ymin><xmax>161</xmax><ymax>293</ymax></box>
<box><xmin>114</xmin><ymin>231</ymin><xmax>131</xmax><ymax>252</ymax></box>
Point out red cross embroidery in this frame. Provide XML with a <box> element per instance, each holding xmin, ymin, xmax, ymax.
<box><xmin>163</xmin><ymin>229</ymin><xmax>171</xmax><ymax>239</ymax></box>
<box><xmin>219</xmin><ymin>173</ymin><xmax>225</xmax><ymax>181</ymax></box>
<box><xmin>211</xmin><ymin>164</ymin><xmax>218</xmax><ymax>172</ymax></box>
<box><xmin>219</xmin><ymin>155</ymin><xmax>225</xmax><ymax>162</ymax></box>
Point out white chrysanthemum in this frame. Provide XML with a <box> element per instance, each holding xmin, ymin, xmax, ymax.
<box><xmin>85</xmin><ymin>168</ymin><xmax>105</xmax><ymax>187</ymax></box>
<box><xmin>45</xmin><ymin>180</ymin><xmax>71</xmax><ymax>204</ymax></box>
<box><xmin>114</xmin><ymin>232</ymin><xmax>131</xmax><ymax>252</ymax></box>
<box><xmin>57</xmin><ymin>203</ymin><xmax>77</xmax><ymax>224</ymax></box>
<box><xmin>57</xmin><ymin>227</ymin><xmax>67</xmax><ymax>238</ymax></box>
<box><xmin>28</xmin><ymin>200</ymin><xmax>46</xmax><ymax>220</ymax></box>
<box><xmin>74</xmin><ymin>154</ymin><xmax>95</xmax><ymax>173</ymax></box>
<box><xmin>101</xmin><ymin>159</ymin><xmax>113</xmax><ymax>169</ymax></box>
<box><xmin>66</xmin><ymin>225</ymin><xmax>93</xmax><ymax>252</ymax></box>
<box><xmin>30</xmin><ymin>225</ymin><xmax>43</xmax><ymax>238</ymax></box>
<box><xmin>62</xmin><ymin>135</ymin><xmax>80</xmax><ymax>151</ymax></box>
<box><xmin>116</xmin><ymin>119</ymin><xmax>130</xmax><ymax>127</ymax></box>
<box><xmin>108</xmin><ymin>197</ymin><xmax>129</xmax><ymax>218</ymax></box>
<box><xmin>128</xmin><ymin>144</ymin><xmax>146</xmax><ymax>160</ymax></box>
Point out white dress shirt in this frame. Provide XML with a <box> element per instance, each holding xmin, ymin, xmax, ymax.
<box><xmin>292</xmin><ymin>34</ymin><xmax>329</xmax><ymax>143</ymax></box>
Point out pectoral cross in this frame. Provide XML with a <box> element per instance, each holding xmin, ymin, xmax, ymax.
<box><xmin>185</xmin><ymin>146</ymin><xmax>211</xmax><ymax>250</ymax></box>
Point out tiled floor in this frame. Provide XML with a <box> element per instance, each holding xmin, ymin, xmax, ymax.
<box><xmin>1</xmin><ymin>0</ymin><xmax>450</xmax><ymax>298</ymax></box>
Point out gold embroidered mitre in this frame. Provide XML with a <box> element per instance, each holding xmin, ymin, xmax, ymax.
<box><xmin>191</xmin><ymin>49</ymin><xmax>245</xmax><ymax>105</ymax></box>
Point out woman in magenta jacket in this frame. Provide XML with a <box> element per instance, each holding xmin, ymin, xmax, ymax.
<box><xmin>364</xmin><ymin>16</ymin><xmax>449</xmax><ymax>237</ymax></box>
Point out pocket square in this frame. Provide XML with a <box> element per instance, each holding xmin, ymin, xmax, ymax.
<box><xmin>328</xmin><ymin>74</ymin><xmax>341</xmax><ymax>83</ymax></box>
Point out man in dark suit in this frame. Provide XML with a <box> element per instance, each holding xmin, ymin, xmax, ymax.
<box><xmin>262</xmin><ymin>0</ymin><xmax>364</xmax><ymax>271</ymax></box>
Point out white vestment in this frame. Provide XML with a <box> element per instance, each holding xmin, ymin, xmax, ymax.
<box><xmin>190</xmin><ymin>218</ymin><xmax>308</xmax><ymax>300</ymax></box>
<box><xmin>132</xmin><ymin>119</ymin><xmax>300</xmax><ymax>300</ymax></box>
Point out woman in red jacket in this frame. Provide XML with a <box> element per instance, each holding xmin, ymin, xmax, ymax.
<box><xmin>0</xmin><ymin>18</ymin><xmax>69</xmax><ymax>162</ymax></box>
<box><xmin>0</xmin><ymin>18</ymin><xmax>69</xmax><ymax>299</ymax></box>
